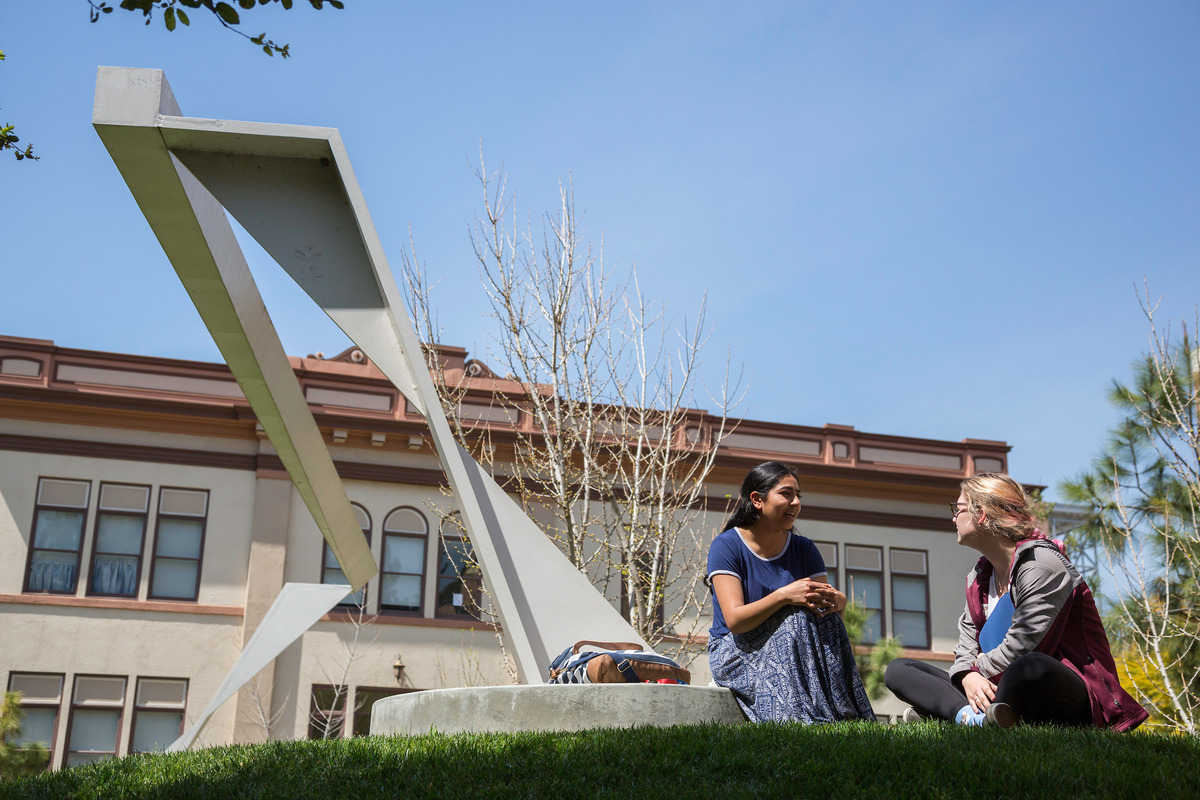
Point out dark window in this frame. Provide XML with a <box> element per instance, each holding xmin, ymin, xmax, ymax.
<box><xmin>350</xmin><ymin>688</ymin><xmax>413</xmax><ymax>737</ymax></box>
<box><xmin>65</xmin><ymin>675</ymin><xmax>126</xmax><ymax>768</ymax></box>
<box><xmin>24</xmin><ymin>478</ymin><xmax>90</xmax><ymax>594</ymax></box>
<box><xmin>845</xmin><ymin>544</ymin><xmax>884</xmax><ymax>644</ymax></box>
<box><xmin>147</xmin><ymin>488</ymin><xmax>209</xmax><ymax>601</ymax></box>
<box><xmin>322</xmin><ymin>503</ymin><xmax>371</xmax><ymax>607</ymax></box>
<box><xmin>88</xmin><ymin>483</ymin><xmax>150</xmax><ymax>598</ymax></box>
<box><xmin>308</xmin><ymin>684</ymin><xmax>347</xmax><ymax>740</ymax></box>
<box><xmin>436</xmin><ymin>514</ymin><xmax>482</xmax><ymax>619</ymax></box>
<box><xmin>129</xmin><ymin>678</ymin><xmax>188</xmax><ymax>753</ymax></box>
<box><xmin>380</xmin><ymin>507</ymin><xmax>427</xmax><ymax>614</ymax></box>
<box><xmin>891</xmin><ymin>549</ymin><xmax>930</xmax><ymax>649</ymax></box>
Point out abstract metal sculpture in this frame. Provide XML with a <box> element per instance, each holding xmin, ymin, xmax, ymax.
<box><xmin>93</xmin><ymin>67</ymin><xmax>648</xmax><ymax>746</ymax></box>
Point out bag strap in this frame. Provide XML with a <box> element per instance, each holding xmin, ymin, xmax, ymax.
<box><xmin>610</xmin><ymin>652</ymin><xmax>642</xmax><ymax>683</ymax></box>
<box><xmin>572</xmin><ymin>640</ymin><xmax>643</xmax><ymax>655</ymax></box>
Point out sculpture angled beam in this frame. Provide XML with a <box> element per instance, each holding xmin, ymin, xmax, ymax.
<box><xmin>92</xmin><ymin>67</ymin><xmax>649</xmax><ymax>685</ymax></box>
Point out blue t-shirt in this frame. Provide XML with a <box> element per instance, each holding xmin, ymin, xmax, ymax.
<box><xmin>707</xmin><ymin>528</ymin><xmax>827</xmax><ymax>637</ymax></box>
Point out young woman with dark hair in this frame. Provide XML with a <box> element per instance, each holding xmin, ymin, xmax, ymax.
<box><xmin>706</xmin><ymin>461</ymin><xmax>875</xmax><ymax>723</ymax></box>
<box><xmin>884</xmin><ymin>473</ymin><xmax>1147</xmax><ymax>730</ymax></box>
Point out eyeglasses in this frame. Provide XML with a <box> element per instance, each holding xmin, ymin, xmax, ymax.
<box><xmin>949</xmin><ymin>502</ymin><xmax>968</xmax><ymax>517</ymax></box>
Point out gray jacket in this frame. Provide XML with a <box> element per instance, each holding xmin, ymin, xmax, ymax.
<box><xmin>950</xmin><ymin>539</ymin><xmax>1077</xmax><ymax>681</ymax></box>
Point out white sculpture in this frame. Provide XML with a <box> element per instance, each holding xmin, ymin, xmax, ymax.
<box><xmin>93</xmin><ymin>66</ymin><xmax>650</xmax><ymax>747</ymax></box>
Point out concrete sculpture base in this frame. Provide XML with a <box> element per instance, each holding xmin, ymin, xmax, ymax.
<box><xmin>370</xmin><ymin>684</ymin><xmax>746</xmax><ymax>736</ymax></box>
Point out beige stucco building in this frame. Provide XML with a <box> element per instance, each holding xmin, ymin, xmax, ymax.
<box><xmin>0</xmin><ymin>333</ymin><xmax>1012</xmax><ymax>768</ymax></box>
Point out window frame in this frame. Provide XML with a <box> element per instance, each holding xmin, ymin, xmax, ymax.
<box><xmin>845</xmin><ymin>543</ymin><xmax>885</xmax><ymax>644</ymax></box>
<box><xmin>128</xmin><ymin>677</ymin><xmax>188</xmax><ymax>754</ymax></box>
<box><xmin>350</xmin><ymin>687</ymin><xmax>414</xmax><ymax>737</ymax></box>
<box><xmin>435</xmin><ymin>514</ymin><xmax>483</xmax><ymax>620</ymax></box>
<box><xmin>307</xmin><ymin>684</ymin><xmax>348</xmax><ymax>740</ymax></box>
<box><xmin>86</xmin><ymin>482</ymin><xmax>151</xmax><ymax>599</ymax></box>
<box><xmin>322</xmin><ymin>502</ymin><xmax>372</xmax><ymax>608</ymax></box>
<box><xmin>379</xmin><ymin>506</ymin><xmax>428</xmax><ymax>616</ymax></box>
<box><xmin>812</xmin><ymin>540</ymin><xmax>839</xmax><ymax>590</ymax></box>
<box><xmin>23</xmin><ymin>477</ymin><xmax>91</xmax><ymax>596</ymax></box>
<box><xmin>146</xmin><ymin>487</ymin><xmax>210</xmax><ymax>602</ymax></box>
<box><xmin>6</xmin><ymin>672</ymin><xmax>65</xmax><ymax>770</ymax></box>
<box><xmin>890</xmin><ymin>547</ymin><xmax>931</xmax><ymax>650</ymax></box>
<box><xmin>64</xmin><ymin>674</ymin><xmax>127</xmax><ymax>768</ymax></box>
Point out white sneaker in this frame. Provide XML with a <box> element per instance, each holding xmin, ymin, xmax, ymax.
<box><xmin>985</xmin><ymin>702</ymin><xmax>1019</xmax><ymax>729</ymax></box>
<box><xmin>899</xmin><ymin>707</ymin><xmax>922</xmax><ymax>723</ymax></box>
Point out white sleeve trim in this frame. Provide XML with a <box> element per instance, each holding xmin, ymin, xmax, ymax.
<box><xmin>707</xmin><ymin>569</ymin><xmax>741</xmax><ymax>581</ymax></box>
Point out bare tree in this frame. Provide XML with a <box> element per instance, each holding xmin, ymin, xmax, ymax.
<box><xmin>308</xmin><ymin>598</ymin><xmax>378</xmax><ymax>739</ymax></box>
<box><xmin>403</xmin><ymin>151</ymin><xmax>743</xmax><ymax>660</ymax></box>
<box><xmin>239</xmin><ymin>672</ymin><xmax>290</xmax><ymax>742</ymax></box>
<box><xmin>1061</xmin><ymin>286</ymin><xmax>1200</xmax><ymax>733</ymax></box>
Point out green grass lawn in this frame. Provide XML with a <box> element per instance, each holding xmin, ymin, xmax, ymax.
<box><xmin>3</xmin><ymin>721</ymin><xmax>1196</xmax><ymax>799</ymax></box>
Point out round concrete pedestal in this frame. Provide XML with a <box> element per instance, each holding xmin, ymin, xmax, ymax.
<box><xmin>370</xmin><ymin>684</ymin><xmax>746</xmax><ymax>736</ymax></box>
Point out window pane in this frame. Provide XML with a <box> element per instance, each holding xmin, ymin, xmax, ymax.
<box><xmin>136</xmin><ymin>679</ymin><xmax>186</xmax><ymax>707</ymax></box>
<box><xmin>66</xmin><ymin>751</ymin><xmax>111</xmax><ymax>767</ymax></box>
<box><xmin>38</xmin><ymin>479</ymin><xmax>89</xmax><ymax>508</ymax></box>
<box><xmin>90</xmin><ymin>555</ymin><xmax>139</xmax><ymax>595</ymax></box>
<box><xmin>14</xmin><ymin>708</ymin><xmax>56</xmax><ymax>748</ymax></box>
<box><xmin>99</xmin><ymin>484</ymin><xmax>149</xmax><ymax>513</ymax></box>
<box><xmin>131</xmin><ymin>711</ymin><xmax>183</xmax><ymax>753</ymax></box>
<box><xmin>151</xmin><ymin>558</ymin><xmax>198</xmax><ymax>599</ymax></box>
<box><xmin>894</xmin><ymin>611</ymin><xmax>929</xmax><ymax>648</ymax></box>
<box><xmin>438</xmin><ymin>577</ymin><xmax>465</xmax><ymax>609</ymax></box>
<box><xmin>68</xmin><ymin>709</ymin><xmax>119</xmax><ymax>754</ymax></box>
<box><xmin>893</xmin><ymin>576</ymin><xmax>928</xmax><ymax>612</ymax></box>
<box><xmin>383</xmin><ymin>508</ymin><xmax>426</xmax><ymax>534</ymax></box>
<box><xmin>159</xmin><ymin>488</ymin><xmax>207</xmax><ymax>517</ymax></box>
<box><xmin>380</xmin><ymin>574</ymin><xmax>421</xmax><ymax>610</ymax></box>
<box><xmin>862</xmin><ymin>610</ymin><xmax>881</xmax><ymax>644</ymax></box>
<box><xmin>324</xmin><ymin>546</ymin><xmax>341</xmax><ymax>569</ymax></box>
<box><xmin>352</xmin><ymin>690</ymin><xmax>404</xmax><ymax>737</ymax></box>
<box><xmin>96</xmin><ymin>514</ymin><xmax>144</xmax><ymax>555</ymax></box>
<box><xmin>9</xmin><ymin>675</ymin><xmax>62</xmax><ymax>703</ymax></box>
<box><xmin>28</xmin><ymin>551</ymin><xmax>78</xmax><ymax>592</ymax></box>
<box><xmin>75</xmin><ymin>677</ymin><xmax>125</xmax><ymax>704</ymax></box>
<box><xmin>440</xmin><ymin>539</ymin><xmax>472</xmax><ymax>577</ymax></box>
<box><xmin>33</xmin><ymin>510</ymin><xmax>84</xmax><ymax>550</ymax></box>
<box><xmin>847</xmin><ymin>574</ymin><xmax>881</xmax><ymax>609</ymax></box>
<box><xmin>845</xmin><ymin>546</ymin><xmax>881</xmax><ymax>571</ymax></box>
<box><xmin>383</xmin><ymin>536</ymin><xmax>424</xmax><ymax>573</ymax></box>
<box><xmin>891</xmin><ymin>549</ymin><xmax>927</xmax><ymax>575</ymax></box>
<box><xmin>156</xmin><ymin>519</ymin><xmax>203</xmax><ymax>558</ymax></box>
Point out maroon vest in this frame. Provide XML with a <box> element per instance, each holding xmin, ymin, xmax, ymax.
<box><xmin>966</xmin><ymin>540</ymin><xmax>1148</xmax><ymax>731</ymax></box>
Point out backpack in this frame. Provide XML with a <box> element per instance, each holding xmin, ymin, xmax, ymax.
<box><xmin>546</xmin><ymin>640</ymin><xmax>691</xmax><ymax>684</ymax></box>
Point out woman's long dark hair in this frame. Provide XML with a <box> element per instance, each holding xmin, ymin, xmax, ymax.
<box><xmin>723</xmin><ymin>461</ymin><xmax>801</xmax><ymax>531</ymax></box>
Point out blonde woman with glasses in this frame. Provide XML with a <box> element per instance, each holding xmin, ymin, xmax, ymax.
<box><xmin>884</xmin><ymin>472</ymin><xmax>1146</xmax><ymax>730</ymax></box>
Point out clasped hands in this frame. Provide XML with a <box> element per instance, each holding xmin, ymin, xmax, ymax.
<box><xmin>781</xmin><ymin>578</ymin><xmax>845</xmax><ymax>616</ymax></box>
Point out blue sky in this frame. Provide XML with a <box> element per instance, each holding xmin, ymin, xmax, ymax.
<box><xmin>2</xmin><ymin>2</ymin><xmax>1197</xmax><ymax>500</ymax></box>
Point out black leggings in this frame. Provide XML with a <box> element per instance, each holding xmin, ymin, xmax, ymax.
<box><xmin>884</xmin><ymin>653</ymin><xmax>1093</xmax><ymax>725</ymax></box>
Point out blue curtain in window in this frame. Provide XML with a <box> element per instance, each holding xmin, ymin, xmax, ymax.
<box><xmin>92</xmin><ymin>556</ymin><xmax>138</xmax><ymax>595</ymax></box>
<box><xmin>28</xmin><ymin>559</ymin><xmax>76</xmax><ymax>592</ymax></box>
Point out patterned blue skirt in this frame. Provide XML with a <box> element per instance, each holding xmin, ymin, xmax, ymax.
<box><xmin>708</xmin><ymin>607</ymin><xmax>876</xmax><ymax>724</ymax></box>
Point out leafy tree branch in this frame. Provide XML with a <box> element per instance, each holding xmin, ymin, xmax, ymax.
<box><xmin>87</xmin><ymin>0</ymin><xmax>345</xmax><ymax>58</ymax></box>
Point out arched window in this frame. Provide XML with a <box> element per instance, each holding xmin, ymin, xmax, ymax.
<box><xmin>436</xmin><ymin>514</ymin><xmax>482</xmax><ymax>619</ymax></box>
<box><xmin>380</xmin><ymin>507</ymin><xmax>427</xmax><ymax>614</ymax></box>
<box><xmin>322</xmin><ymin>503</ymin><xmax>371</xmax><ymax>607</ymax></box>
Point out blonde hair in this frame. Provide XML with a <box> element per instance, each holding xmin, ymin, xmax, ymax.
<box><xmin>961</xmin><ymin>472</ymin><xmax>1035</xmax><ymax>542</ymax></box>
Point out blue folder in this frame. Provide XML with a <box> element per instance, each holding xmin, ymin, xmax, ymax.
<box><xmin>979</xmin><ymin>592</ymin><xmax>1015</xmax><ymax>652</ymax></box>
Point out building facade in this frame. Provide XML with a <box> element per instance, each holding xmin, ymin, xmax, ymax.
<box><xmin>0</xmin><ymin>334</ymin><xmax>1013</xmax><ymax>768</ymax></box>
